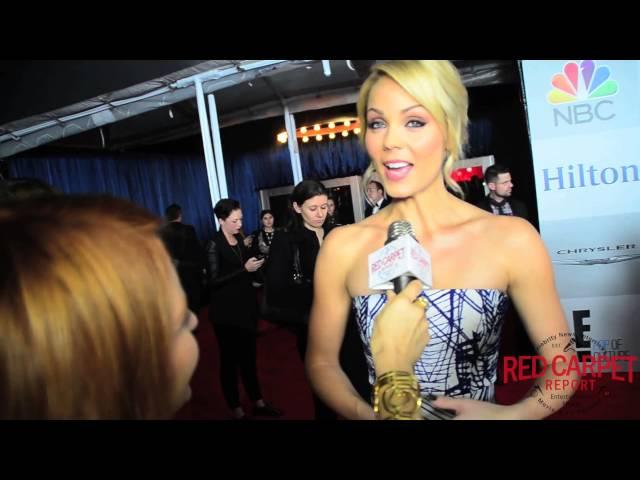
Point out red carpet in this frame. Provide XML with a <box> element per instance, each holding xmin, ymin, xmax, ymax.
<box><xmin>175</xmin><ymin>306</ymin><xmax>640</xmax><ymax>420</ymax></box>
<box><xmin>174</xmin><ymin>306</ymin><xmax>314</xmax><ymax>420</ymax></box>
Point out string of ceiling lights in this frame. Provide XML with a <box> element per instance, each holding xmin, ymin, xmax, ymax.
<box><xmin>277</xmin><ymin>118</ymin><xmax>361</xmax><ymax>144</ymax></box>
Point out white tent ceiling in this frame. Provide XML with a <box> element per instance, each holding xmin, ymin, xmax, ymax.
<box><xmin>0</xmin><ymin>59</ymin><xmax>518</xmax><ymax>158</ymax></box>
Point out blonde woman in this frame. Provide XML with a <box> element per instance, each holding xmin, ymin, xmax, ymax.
<box><xmin>306</xmin><ymin>60</ymin><xmax>578</xmax><ymax>420</ymax></box>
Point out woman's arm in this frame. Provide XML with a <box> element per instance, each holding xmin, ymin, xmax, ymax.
<box><xmin>501</xmin><ymin>219</ymin><xmax>579</xmax><ymax>418</ymax></box>
<box><xmin>306</xmin><ymin>228</ymin><xmax>375</xmax><ymax>420</ymax></box>
<box><xmin>433</xmin><ymin>218</ymin><xmax>579</xmax><ymax>419</ymax></box>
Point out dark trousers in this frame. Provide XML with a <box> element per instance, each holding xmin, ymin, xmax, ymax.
<box><xmin>340</xmin><ymin>309</ymin><xmax>371</xmax><ymax>403</ymax></box>
<box><xmin>177</xmin><ymin>266</ymin><xmax>202</xmax><ymax>313</ymax></box>
<box><xmin>214</xmin><ymin>324</ymin><xmax>262</xmax><ymax>410</ymax></box>
<box><xmin>292</xmin><ymin>323</ymin><xmax>337</xmax><ymax>420</ymax></box>
<box><xmin>293</xmin><ymin>309</ymin><xmax>370</xmax><ymax>419</ymax></box>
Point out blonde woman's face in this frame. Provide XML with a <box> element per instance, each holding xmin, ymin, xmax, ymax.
<box><xmin>364</xmin><ymin>76</ymin><xmax>446</xmax><ymax>199</ymax></box>
<box><xmin>167</xmin><ymin>261</ymin><xmax>199</xmax><ymax>413</ymax></box>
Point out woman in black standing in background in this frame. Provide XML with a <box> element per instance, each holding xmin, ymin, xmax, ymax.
<box><xmin>266</xmin><ymin>180</ymin><xmax>368</xmax><ymax>420</ymax></box>
<box><xmin>250</xmin><ymin>209</ymin><xmax>278</xmax><ymax>259</ymax></box>
<box><xmin>266</xmin><ymin>181</ymin><xmax>327</xmax><ymax>361</ymax></box>
<box><xmin>249</xmin><ymin>209</ymin><xmax>279</xmax><ymax>287</ymax></box>
<box><xmin>206</xmin><ymin>199</ymin><xmax>282</xmax><ymax>420</ymax></box>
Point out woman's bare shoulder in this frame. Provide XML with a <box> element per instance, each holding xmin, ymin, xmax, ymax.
<box><xmin>321</xmin><ymin>221</ymin><xmax>384</xmax><ymax>260</ymax></box>
<box><xmin>461</xmin><ymin>202</ymin><xmax>535</xmax><ymax>235</ymax></box>
<box><xmin>327</xmin><ymin>218</ymin><xmax>383</xmax><ymax>242</ymax></box>
<box><xmin>468</xmin><ymin>213</ymin><xmax>545</xmax><ymax>264</ymax></box>
<box><xmin>484</xmin><ymin>214</ymin><xmax>538</xmax><ymax>241</ymax></box>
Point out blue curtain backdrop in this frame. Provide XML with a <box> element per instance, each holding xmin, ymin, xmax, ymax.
<box><xmin>9</xmin><ymin>152</ymin><xmax>217</xmax><ymax>242</ymax></box>
<box><xmin>223</xmin><ymin>142</ymin><xmax>293</xmax><ymax>235</ymax></box>
<box><xmin>8</xmin><ymin>119</ymin><xmax>493</xmax><ymax>237</ymax></box>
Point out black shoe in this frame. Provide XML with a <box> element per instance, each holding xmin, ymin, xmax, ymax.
<box><xmin>252</xmin><ymin>404</ymin><xmax>283</xmax><ymax>418</ymax></box>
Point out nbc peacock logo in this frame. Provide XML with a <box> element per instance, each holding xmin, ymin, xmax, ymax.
<box><xmin>548</xmin><ymin>60</ymin><xmax>619</xmax><ymax>105</ymax></box>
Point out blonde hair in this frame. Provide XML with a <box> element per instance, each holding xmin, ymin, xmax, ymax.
<box><xmin>357</xmin><ymin>60</ymin><xmax>469</xmax><ymax>197</ymax></box>
<box><xmin>0</xmin><ymin>195</ymin><xmax>178</xmax><ymax>419</ymax></box>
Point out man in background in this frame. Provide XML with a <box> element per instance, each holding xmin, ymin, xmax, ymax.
<box><xmin>159</xmin><ymin>203</ymin><xmax>204</xmax><ymax>313</ymax></box>
<box><xmin>364</xmin><ymin>180</ymin><xmax>391</xmax><ymax>218</ymax></box>
<box><xmin>476</xmin><ymin>164</ymin><xmax>529</xmax><ymax>220</ymax></box>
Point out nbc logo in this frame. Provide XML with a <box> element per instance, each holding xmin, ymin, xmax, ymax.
<box><xmin>548</xmin><ymin>60</ymin><xmax>618</xmax><ymax>104</ymax></box>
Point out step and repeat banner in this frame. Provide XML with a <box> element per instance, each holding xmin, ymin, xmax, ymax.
<box><xmin>520</xmin><ymin>60</ymin><xmax>640</xmax><ymax>370</ymax></box>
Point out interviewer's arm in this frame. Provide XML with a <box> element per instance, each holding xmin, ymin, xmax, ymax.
<box><xmin>371</xmin><ymin>280</ymin><xmax>430</xmax><ymax>420</ymax></box>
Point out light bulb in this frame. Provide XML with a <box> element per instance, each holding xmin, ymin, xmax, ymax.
<box><xmin>316</xmin><ymin>134</ymin><xmax>322</xmax><ymax>141</ymax></box>
<box><xmin>302</xmin><ymin>136</ymin><xmax>309</xmax><ymax>143</ymax></box>
<box><xmin>314</xmin><ymin>124</ymin><xmax>320</xmax><ymax>131</ymax></box>
<box><xmin>329</xmin><ymin>133</ymin><xmax>336</xmax><ymax>139</ymax></box>
<box><xmin>328</xmin><ymin>122</ymin><xmax>335</xmax><ymax>129</ymax></box>
<box><xmin>277</xmin><ymin>132</ymin><xmax>288</xmax><ymax>143</ymax></box>
<box><xmin>300</xmin><ymin>126</ymin><xmax>307</xmax><ymax>134</ymax></box>
<box><xmin>344</xmin><ymin>120</ymin><xmax>351</xmax><ymax>127</ymax></box>
<box><xmin>342</xmin><ymin>131</ymin><xmax>349</xmax><ymax>137</ymax></box>
<box><xmin>353</xmin><ymin>127</ymin><xmax>361</xmax><ymax>135</ymax></box>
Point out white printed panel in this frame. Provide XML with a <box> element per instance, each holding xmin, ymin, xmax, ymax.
<box><xmin>561</xmin><ymin>295</ymin><xmax>640</xmax><ymax>372</ymax></box>
<box><xmin>531</xmin><ymin>130</ymin><xmax>640</xmax><ymax>222</ymax></box>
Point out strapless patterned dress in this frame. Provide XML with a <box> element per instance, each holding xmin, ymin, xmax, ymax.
<box><xmin>353</xmin><ymin>289</ymin><xmax>509</xmax><ymax>419</ymax></box>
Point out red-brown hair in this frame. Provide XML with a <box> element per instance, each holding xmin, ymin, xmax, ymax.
<box><xmin>0</xmin><ymin>195</ymin><xmax>178</xmax><ymax>419</ymax></box>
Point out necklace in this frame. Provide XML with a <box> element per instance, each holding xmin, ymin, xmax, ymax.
<box><xmin>225</xmin><ymin>234</ymin><xmax>243</xmax><ymax>265</ymax></box>
<box><xmin>231</xmin><ymin>242</ymin><xmax>243</xmax><ymax>265</ymax></box>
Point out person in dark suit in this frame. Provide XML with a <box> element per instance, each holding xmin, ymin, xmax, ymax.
<box><xmin>159</xmin><ymin>204</ymin><xmax>204</xmax><ymax>313</ymax></box>
<box><xmin>206</xmin><ymin>198</ymin><xmax>282</xmax><ymax>420</ymax></box>
<box><xmin>364</xmin><ymin>180</ymin><xmax>392</xmax><ymax>217</ymax></box>
<box><xmin>475</xmin><ymin>164</ymin><xmax>529</xmax><ymax>220</ymax></box>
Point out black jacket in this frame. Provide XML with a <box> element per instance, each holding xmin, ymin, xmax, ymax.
<box><xmin>324</xmin><ymin>214</ymin><xmax>343</xmax><ymax>232</ymax></box>
<box><xmin>159</xmin><ymin>222</ymin><xmax>203</xmax><ymax>268</ymax></box>
<box><xmin>264</xmin><ymin>228</ymin><xmax>320</xmax><ymax>318</ymax></box>
<box><xmin>159</xmin><ymin>221</ymin><xmax>204</xmax><ymax>311</ymax></box>
<box><xmin>475</xmin><ymin>195</ymin><xmax>529</xmax><ymax>221</ymax></box>
<box><xmin>364</xmin><ymin>197</ymin><xmax>392</xmax><ymax>218</ymax></box>
<box><xmin>206</xmin><ymin>231</ymin><xmax>258</xmax><ymax>331</ymax></box>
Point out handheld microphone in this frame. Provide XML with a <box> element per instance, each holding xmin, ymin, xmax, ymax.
<box><xmin>368</xmin><ymin>220</ymin><xmax>432</xmax><ymax>292</ymax></box>
<box><xmin>386</xmin><ymin>221</ymin><xmax>419</xmax><ymax>293</ymax></box>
